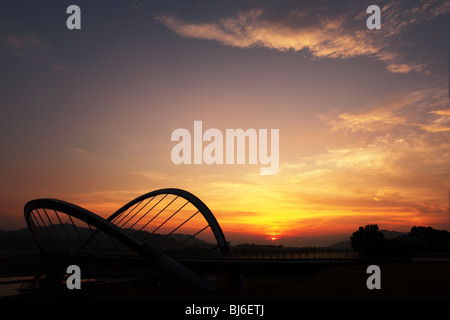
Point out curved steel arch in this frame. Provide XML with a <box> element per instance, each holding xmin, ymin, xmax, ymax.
<box><xmin>24</xmin><ymin>198</ymin><xmax>159</xmax><ymax>260</ymax></box>
<box><xmin>108</xmin><ymin>188</ymin><xmax>230</xmax><ymax>255</ymax></box>
<box><xmin>24</xmin><ymin>197</ymin><xmax>219</xmax><ymax>291</ymax></box>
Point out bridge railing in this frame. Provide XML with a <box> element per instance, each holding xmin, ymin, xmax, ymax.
<box><xmin>227</xmin><ymin>249</ymin><xmax>359</xmax><ymax>260</ymax></box>
<box><xmin>169</xmin><ymin>247</ymin><xmax>359</xmax><ymax>260</ymax></box>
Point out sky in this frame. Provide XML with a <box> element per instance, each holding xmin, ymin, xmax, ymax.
<box><xmin>0</xmin><ymin>0</ymin><xmax>449</xmax><ymax>246</ymax></box>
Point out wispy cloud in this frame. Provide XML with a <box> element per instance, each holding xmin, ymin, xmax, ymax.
<box><xmin>304</xmin><ymin>84</ymin><xmax>450</xmax><ymax>208</ymax></box>
<box><xmin>327</xmin><ymin>111</ymin><xmax>407</xmax><ymax>133</ymax></box>
<box><xmin>155</xmin><ymin>0</ymin><xmax>449</xmax><ymax>74</ymax></box>
<box><xmin>422</xmin><ymin>109</ymin><xmax>450</xmax><ymax>132</ymax></box>
<box><xmin>72</xmin><ymin>147</ymin><xmax>90</xmax><ymax>155</ymax></box>
<box><xmin>322</xmin><ymin>85</ymin><xmax>450</xmax><ymax>134</ymax></box>
<box><xmin>0</xmin><ymin>26</ymin><xmax>67</xmax><ymax>72</ymax></box>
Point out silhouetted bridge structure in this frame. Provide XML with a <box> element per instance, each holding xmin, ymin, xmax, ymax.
<box><xmin>2</xmin><ymin>188</ymin><xmax>357</xmax><ymax>295</ymax></box>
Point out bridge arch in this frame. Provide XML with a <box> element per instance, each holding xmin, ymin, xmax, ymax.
<box><xmin>107</xmin><ymin>188</ymin><xmax>229</xmax><ymax>256</ymax></box>
<box><xmin>23</xmin><ymin>188</ymin><xmax>230</xmax><ymax>290</ymax></box>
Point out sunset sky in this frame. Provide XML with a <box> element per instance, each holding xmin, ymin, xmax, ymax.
<box><xmin>1</xmin><ymin>0</ymin><xmax>449</xmax><ymax>246</ymax></box>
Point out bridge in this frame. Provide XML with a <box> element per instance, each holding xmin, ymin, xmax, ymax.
<box><xmin>1</xmin><ymin>188</ymin><xmax>356</xmax><ymax>297</ymax></box>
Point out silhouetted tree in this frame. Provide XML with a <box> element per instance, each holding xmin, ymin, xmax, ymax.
<box><xmin>350</xmin><ymin>224</ymin><xmax>416</xmax><ymax>260</ymax></box>
<box><xmin>408</xmin><ymin>226</ymin><xmax>450</xmax><ymax>252</ymax></box>
<box><xmin>350</xmin><ymin>224</ymin><xmax>384</xmax><ymax>251</ymax></box>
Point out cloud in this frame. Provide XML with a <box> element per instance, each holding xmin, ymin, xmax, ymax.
<box><xmin>386</xmin><ymin>63</ymin><xmax>428</xmax><ymax>74</ymax></box>
<box><xmin>155</xmin><ymin>0</ymin><xmax>450</xmax><ymax>74</ymax></box>
<box><xmin>322</xmin><ymin>85</ymin><xmax>450</xmax><ymax>134</ymax></box>
<box><xmin>309</xmin><ymin>84</ymin><xmax>450</xmax><ymax>205</ymax></box>
<box><xmin>274</xmin><ymin>134</ymin><xmax>449</xmax><ymax>228</ymax></box>
<box><xmin>72</xmin><ymin>147</ymin><xmax>89</xmax><ymax>155</ymax></box>
<box><xmin>0</xmin><ymin>26</ymin><xmax>67</xmax><ymax>72</ymax></box>
<box><xmin>329</xmin><ymin>111</ymin><xmax>407</xmax><ymax>133</ymax></box>
<box><xmin>422</xmin><ymin>109</ymin><xmax>450</xmax><ymax>132</ymax></box>
<box><xmin>155</xmin><ymin>8</ymin><xmax>375</xmax><ymax>56</ymax></box>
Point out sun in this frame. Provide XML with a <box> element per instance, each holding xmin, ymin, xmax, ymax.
<box><xmin>267</xmin><ymin>231</ymin><xmax>281</xmax><ymax>241</ymax></box>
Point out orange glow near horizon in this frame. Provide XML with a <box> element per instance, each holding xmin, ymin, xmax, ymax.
<box><xmin>56</xmin><ymin>151</ymin><xmax>449</xmax><ymax>246</ymax></box>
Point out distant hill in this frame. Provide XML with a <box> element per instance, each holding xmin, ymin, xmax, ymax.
<box><xmin>328</xmin><ymin>240</ymin><xmax>352</xmax><ymax>249</ymax></box>
<box><xmin>380</xmin><ymin>229</ymin><xmax>406</xmax><ymax>239</ymax></box>
<box><xmin>328</xmin><ymin>230</ymin><xmax>407</xmax><ymax>249</ymax></box>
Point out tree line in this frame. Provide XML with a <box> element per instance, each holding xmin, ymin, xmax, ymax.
<box><xmin>350</xmin><ymin>224</ymin><xmax>450</xmax><ymax>260</ymax></box>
